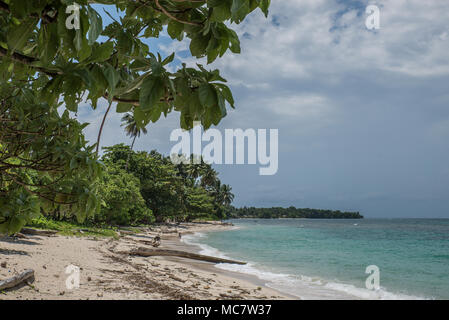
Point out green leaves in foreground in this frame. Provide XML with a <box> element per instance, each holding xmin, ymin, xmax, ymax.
<box><xmin>0</xmin><ymin>0</ymin><xmax>268</xmax><ymax>129</ymax></box>
<box><xmin>0</xmin><ymin>84</ymin><xmax>102</xmax><ymax>235</ymax></box>
<box><xmin>0</xmin><ymin>0</ymin><xmax>269</xmax><ymax>233</ymax></box>
<box><xmin>139</xmin><ymin>76</ymin><xmax>165</xmax><ymax>112</ymax></box>
<box><xmin>87</xmin><ymin>6</ymin><xmax>102</xmax><ymax>45</ymax></box>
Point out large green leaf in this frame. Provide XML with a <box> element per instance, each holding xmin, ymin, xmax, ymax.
<box><xmin>89</xmin><ymin>42</ymin><xmax>114</xmax><ymax>63</ymax></box>
<box><xmin>139</xmin><ymin>76</ymin><xmax>165</xmax><ymax>111</ymax></box>
<box><xmin>215</xmin><ymin>83</ymin><xmax>235</xmax><ymax>108</ymax></box>
<box><xmin>231</xmin><ymin>0</ymin><xmax>250</xmax><ymax>23</ymax></box>
<box><xmin>7</xmin><ymin>17</ymin><xmax>38</xmax><ymax>52</ymax></box>
<box><xmin>116</xmin><ymin>103</ymin><xmax>133</xmax><ymax>113</ymax></box>
<box><xmin>167</xmin><ymin>20</ymin><xmax>184</xmax><ymax>40</ymax></box>
<box><xmin>87</xmin><ymin>7</ymin><xmax>103</xmax><ymax>45</ymax></box>
<box><xmin>103</xmin><ymin>64</ymin><xmax>120</xmax><ymax>102</ymax></box>
<box><xmin>190</xmin><ymin>34</ymin><xmax>210</xmax><ymax>57</ymax></box>
<box><xmin>104</xmin><ymin>64</ymin><xmax>120</xmax><ymax>90</ymax></box>
<box><xmin>199</xmin><ymin>83</ymin><xmax>217</xmax><ymax>108</ymax></box>
<box><xmin>259</xmin><ymin>0</ymin><xmax>271</xmax><ymax>17</ymax></box>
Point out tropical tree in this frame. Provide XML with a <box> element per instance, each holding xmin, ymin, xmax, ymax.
<box><xmin>184</xmin><ymin>186</ymin><xmax>215</xmax><ymax>222</ymax></box>
<box><xmin>121</xmin><ymin>112</ymin><xmax>148</xmax><ymax>150</ymax></box>
<box><xmin>187</xmin><ymin>163</ymin><xmax>203</xmax><ymax>182</ymax></box>
<box><xmin>101</xmin><ymin>144</ymin><xmax>234</xmax><ymax>223</ymax></box>
<box><xmin>200</xmin><ymin>164</ymin><xmax>218</xmax><ymax>190</ymax></box>
<box><xmin>0</xmin><ymin>84</ymin><xmax>101</xmax><ymax>234</ymax></box>
<box><xmin>220</xmin><ymin>184</ymin><xmax>234</xmax><ymax>206</ymax></box>
<box><xmin>102</xmin><ymin>144</ymin><xmax>185</xmax><ymax>222</ymax></box>
<box><xmin>121</xmin><ymin>112</ymin><xmax>148</xmax><ymax>170</ymax></box>
<box><xmin>96</xmin><ymin>163</ymin><xmax>154</xmax><ymax>225</ymax></box>
<box><xmin>0</xmin><ymin>0</ymin><xmax>271</xmax><ymax>233</ymax></box>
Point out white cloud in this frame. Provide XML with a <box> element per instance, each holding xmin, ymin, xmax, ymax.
<box><xmin>207</xmin><ymin>0</ymin><xmax>449</xmax><ymax>83</ymax></box>
<box><xmin>76</xmin><ymin>1</ymin><xmax>449</xmax><ymax>215</ymax></box>
<box><xmin>268</xmin><ymin>94</ymin><xmax>331</xmax><ymax>118</ymax></box>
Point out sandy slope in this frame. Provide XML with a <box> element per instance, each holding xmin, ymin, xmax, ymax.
<box><xmin>0</xmin><ymin>222</ymin><xmax>291</xmax><ymax>300</ymax></box>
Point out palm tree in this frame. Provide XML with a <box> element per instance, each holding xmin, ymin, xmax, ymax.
<box><xmin>200</xmin><ymin>165</ymin><xmax>218</xmax><ymax>190</ymax></box>
<box><xmin>220</xmin><ymin>184</ymin><xmax>234</xmax><ymax>206</ymax></box>
<box><xmin>121</xmin><ymin>113</ymin><xmax>148</xmax><ymax>170</ymax></box>
<box><xmin>211</xmin><ymin>179</ymin><xmax>221</xmax><ymax>200</ymax></box>
<box><xmin>210</xmin><ymin>181</ymin><xmax>234</xmax><ymax>221</ymax></box>
<box><xmin>121</xmin><ymin>112</ymin><xmax>148</xmax><ymax>151</ymax></box>
<box><xmin>187</xmin><ymin>162</ymin><xmax>204</xmax><ymax>182</ymax></box>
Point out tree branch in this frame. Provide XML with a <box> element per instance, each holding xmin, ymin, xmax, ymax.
<box><xmin>96</xmin><ymin>100</ymin><xmax>113</xmax><ymax>155</ymax></box>
<box><xmin>4</xmin><ymin>172</ymin><xmax>77</xmax><ymax>205</ymax></box>
<box><xmin>154</xmin><ymin>0</ymin><xmax>202</xmax><ymax>26</ymax></box>
<box><xmin>103</xmin><ymin>92</ymin><xmax>177</xmax><ymax>106</ymax></box>
<box><xmin>0</xmin><ymin>47</ymin><xmax>62</xmax><ymax>76</ymax></box>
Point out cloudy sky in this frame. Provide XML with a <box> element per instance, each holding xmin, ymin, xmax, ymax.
<box><xmin>80</xmin><ymin>0</ymin><xmax>449</xmax><ymax>218</ymax></box>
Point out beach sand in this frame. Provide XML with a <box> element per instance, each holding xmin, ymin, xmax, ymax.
<box><xmin>0</xmin><ymin>222</ymin><xmax>293</xmax><ymax>300</ymax></box>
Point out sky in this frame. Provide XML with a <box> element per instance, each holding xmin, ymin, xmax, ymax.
<box><xmin>79</xmin><ymin>0</ymin><xmax>449</xmax><ymax>218</ymax></box>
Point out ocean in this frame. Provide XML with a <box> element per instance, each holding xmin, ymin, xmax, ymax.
<box><xmin>182</xmin><ymin>219</ymin><xmax>449</xmax><ymax>300</ymax></box>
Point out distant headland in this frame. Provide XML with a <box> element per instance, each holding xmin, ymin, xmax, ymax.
<box><xmin>228</xmin><ymin>206</ymin><xmax>363</xmax><ymax>219</ymax></box>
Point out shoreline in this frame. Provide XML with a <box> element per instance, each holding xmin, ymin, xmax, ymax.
<box><xmin>0</xmin><ymin>222</ymin><xmax>293</xmax><ymax>300</ymax></box>
<box><xmin>175</xmin><ymin>223</ymin><xmax>299</xmax><ymax>300</ymax></box>
<box><xmin>195</xmin><ymin>220</ymin><xmax>432</xmax><ymax>300</ymax></box>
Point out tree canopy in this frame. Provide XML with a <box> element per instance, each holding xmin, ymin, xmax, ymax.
<box><xmin>228</xmin><ymin>206</ymin><xmax>364</xmax><ymax>219</ymax></box>
<box><xmin>100</xmin><ymin>144</ymin><xmax>234</xmax><ymax>223</ymax></box>
<box><xmin>0</xmin><ymin>0</ymin><xmax>270</xmax><ymax>234</ymax></box>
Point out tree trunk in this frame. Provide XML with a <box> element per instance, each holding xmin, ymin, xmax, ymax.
<box><xmin>125</xmin><ymin>135</ymin><xmax>137</xmax><ymax>171</ymax></box>
<box><xmin>96</xmin><ymin>101</ymin><xmax>113</xmax><ymax>155</ymax></box>
<box><xmin>129</xmin><ymin>247</ymin><xmax>246</xmax><ymax>265</ymax></box>
<box><xmin>20</xmin><ymin>228</ymin><xmax>57</xmax><ymax>236</ymax></box>
<box><xmin>0</xmin><ymin>269</ymin><xmax>34</xmax><ymax>291</ymax></box>
<box><xmin>130</xmin><ymin>135</ymin><xmax>137</xmax><ymax>150</ymax></box>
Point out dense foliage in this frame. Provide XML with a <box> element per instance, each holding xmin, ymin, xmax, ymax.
<box><xmin>228</xmin><ymin>206</ymin><xmax>364</xmax><ymax>219</ymax></box>
<box><xmin>0</xmin><ymin>84</ymin><xmax>101</xmax><ymax>234</ymax></box>
<box><xmin>98</xmin><ymin>144</ymin><xmax>234</xmax><ymax>224</ymax></box>
<box><xmin>0</xmin><ymin>0</ymin><xmax>270</xmax><ymax>234</ymax></box>
<box><xmin>95</xmin><ymin>163</ymin><xmax>153</xmax><ymax>225</ymax></box>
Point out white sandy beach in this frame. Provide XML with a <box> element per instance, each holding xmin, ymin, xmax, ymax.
<box><xmin>0</xmin><ymin>222</ymin><xmax>292</xmax><ymax>300</ymax></box>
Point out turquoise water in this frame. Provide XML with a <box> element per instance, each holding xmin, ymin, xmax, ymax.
<box><xmin>183</xmin><ymin>219</ymin><xmax>449</xmax><ymax>299</ymax></box>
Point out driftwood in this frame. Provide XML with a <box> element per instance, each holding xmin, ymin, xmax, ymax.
<box><xmin>13</xmin><ymin>233</ymin><xmax>29</xmax><ymax>239</ymax></box>
<box><xmin>161</xmin><ymin>229</ymin><xmax>179</xmax><ymax>234</ymax></box>
<box><xmin>137</xmin><ymin>238</ymin><xmax>160</xmax><ymax>248</ymax></box>
<box><xmin>130</xmin><ymin>247</ymin><xmax>246</xmax><ymax>265</ymax></box>
<box><xmin>20</xmin><ymin>228</ymin><xmax>57</xmax><ymax>236</ymax></box>
<box><xmin>118</xmin><ymin>230</ymin><xmax>135</xmax><ymax>236</ymax></box>
<box><xmin>0</xmin><ymin>269</ymin><xmax>34</xmax><ymax>291</ymax></box>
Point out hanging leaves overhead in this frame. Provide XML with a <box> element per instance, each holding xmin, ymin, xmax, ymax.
<box><xmin>0</xmin><ymin>0</ymin><xmax>270</xmax><ymax>234</ymax></box>
<box><xmin>0</xmin><ymin>0</ymin><xmax>270</xmax><ymax>129</ymax></box>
